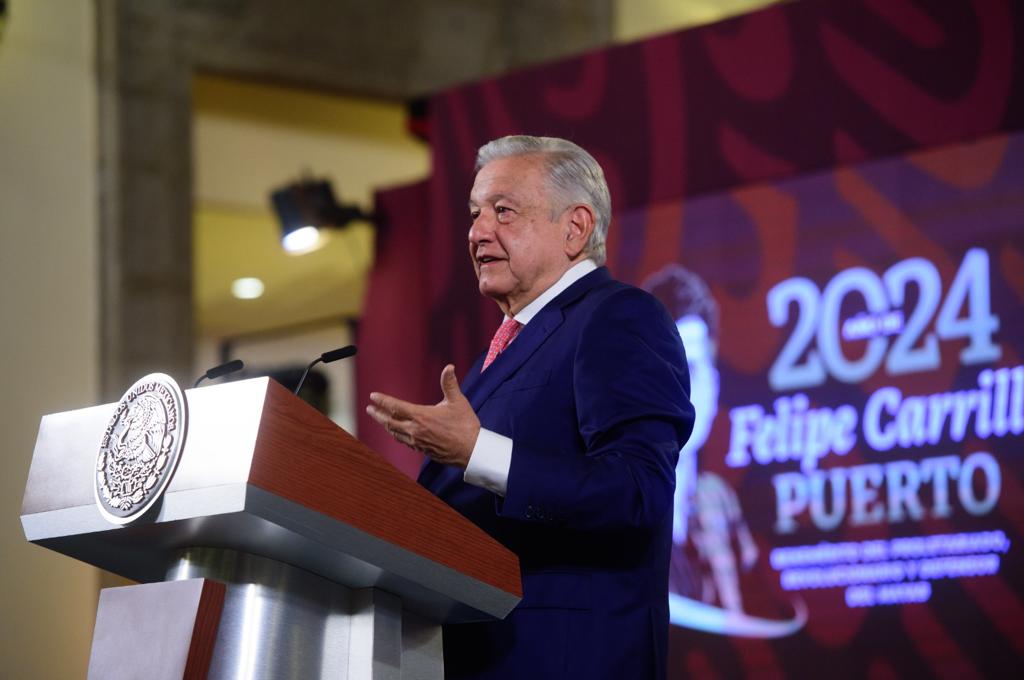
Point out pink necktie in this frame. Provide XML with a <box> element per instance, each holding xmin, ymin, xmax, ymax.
<box><xmin>482</xmin><ymin>318</ymin><xmax>523</xmax><ymax>371</ymax></box>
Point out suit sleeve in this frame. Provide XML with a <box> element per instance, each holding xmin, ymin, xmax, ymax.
<box><xmin>497</xmin><ymin>288</ymin><xmax>695</xmax><ymax>532</ymax></box>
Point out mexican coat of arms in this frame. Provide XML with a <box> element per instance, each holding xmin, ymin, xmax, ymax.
<box><xmin>94</xmin><ymin>373</ymin><xmax>188</xmax><ymax>524</ymax></box>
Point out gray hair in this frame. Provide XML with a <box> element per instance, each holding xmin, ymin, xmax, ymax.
<box><xmin>475</xmin><ymin>135</ymin><xmax>611</xmax><ymax>266</ymax></box>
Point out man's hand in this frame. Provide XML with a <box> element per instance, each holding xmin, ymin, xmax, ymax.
<box><xmin>366</xmin><ymin>364</ymin><xmax>480</xmax><ymax>468</ymax></box>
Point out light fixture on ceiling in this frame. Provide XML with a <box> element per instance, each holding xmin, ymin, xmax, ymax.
<box><xmin>231</xmin><ymin>277</ymin><xmax>265</xmax><ymax>300</ymax></box>
<box><xmin>270</xmin><ymin>178</ymin><xmax>375</xmax><ymax>254</ymax></box>
<box><xmin>282</xmin><ymin>225</ymin><xmax>321</xmax><ymax>253</ymax></box>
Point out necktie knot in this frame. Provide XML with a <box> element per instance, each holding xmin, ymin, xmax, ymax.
<box><xmin>482</xmin><ymin>318</ymin><xmax>522</xmax><ymax>371</ymax></box>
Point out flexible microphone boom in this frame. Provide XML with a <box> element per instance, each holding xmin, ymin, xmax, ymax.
<box><xmin>294</xmin><ymin>345</ymin><xmax>358</xmax><ymax>395</ymax></box>
<box><xmin>193</xmin><ymin>359</ymin><xmax>245</xmax><ymax>388</ymax></box>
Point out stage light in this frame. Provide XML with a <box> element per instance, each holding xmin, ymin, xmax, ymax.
<box><xmin>270</xmin><ymin>178</ymin><xmax>374</xmax><ymax>254</ymax></box>
<box><xmin>231</xmin><ymin>277</ymin><xmax>265</xmax><ymax>300</ymax></box>
<box><xmin>282</xmin><ymin>225</ymin><xmax>321</xmax><ymax>254</ymax></box>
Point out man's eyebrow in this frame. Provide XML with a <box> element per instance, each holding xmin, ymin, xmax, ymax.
<box><xmin>469</xmin><ymin>193</ymin><xmax>516</xmax><ymax>209</ymax></box>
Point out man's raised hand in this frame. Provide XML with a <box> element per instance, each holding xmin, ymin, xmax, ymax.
<box><xmin>366</xmin><ymin>364</ymin><xmax>480</xmax><ymax>468</ymax></box>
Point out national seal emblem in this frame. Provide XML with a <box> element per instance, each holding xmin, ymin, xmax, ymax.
<box><xmin>94</xmin><ymin>373</ymin><xmax>188</xmax><ymax>524</ymax></box>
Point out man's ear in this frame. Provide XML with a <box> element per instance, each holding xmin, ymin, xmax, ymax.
<box><xmin>563</xmin><ymin>205</ymin><xmax>596</xmax><ymax>260</ymax></box>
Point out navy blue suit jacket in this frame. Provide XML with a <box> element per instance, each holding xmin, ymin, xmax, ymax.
<box><xmin>419</xmin><ymin>267</ymin><xmax>694</xmax><ymax>679</ymax></box>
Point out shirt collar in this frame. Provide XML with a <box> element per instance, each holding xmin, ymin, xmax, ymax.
<box><xmin>511</xmin><ymin>259</ymin><xmax>598</xmax><ymax>325</ymax></box>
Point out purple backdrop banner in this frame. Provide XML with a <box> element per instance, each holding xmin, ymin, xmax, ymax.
<box><xmin>358</xmin><ymin>1</ymin><xmax>1024</xmax><ymax>675</ymax></box>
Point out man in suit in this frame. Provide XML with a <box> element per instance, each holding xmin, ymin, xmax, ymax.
<box><xmin>367</xmin><ymin>136</ymin><xmax>694</xmax><ymax>678</ymax></box>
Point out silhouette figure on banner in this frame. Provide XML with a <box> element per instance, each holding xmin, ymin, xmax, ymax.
<box><xmin>643</xmin><ymin>264</ymin><xmax>805</xmax><ymax>638</ymax></box>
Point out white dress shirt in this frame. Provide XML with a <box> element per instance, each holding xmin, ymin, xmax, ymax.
<box><xmin>462</xmin><ymin>259</ymin><xmax>598</xmax><ymax>496</ymax></box>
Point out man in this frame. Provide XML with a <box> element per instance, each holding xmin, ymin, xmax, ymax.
<box><xmin>367</xmin><ymin>136</ymin><xmax>694</xmax><ymax>678</ymax></box>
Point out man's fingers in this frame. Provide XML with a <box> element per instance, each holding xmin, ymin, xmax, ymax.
<box><xmin>367</xmin><ymin>383</ymin><xmax>470</xmax><ymax>463</ymax></box>
<box><xmin>369</xmin><ymin>392</ymin><xmax>414</xmax><ymax>420</ymax></box>
<box><xmin>366</xmin><ymin>404</ymin><xmax>414</xmax><ymax>446</ymax></box>
<box><xmin>365</xmin><ymin>403</ymin><xmax>389</xmax><ymax>426</ymax></box>
<box><xmin>439</xmin><ymin>364</ymin><xmax>463</xmax><ymax>402</ymax></box>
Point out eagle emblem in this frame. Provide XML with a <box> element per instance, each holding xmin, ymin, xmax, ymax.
<box><xmin>95</xmin><ymin>373</ymin><xmax>188</xmax><ymax>524</ymax></box>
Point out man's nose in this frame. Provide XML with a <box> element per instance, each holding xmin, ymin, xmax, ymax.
<box><xmin>468</xmin><ymin>212</ymin><xmax>494</xmax><ymax>244</ymax></box>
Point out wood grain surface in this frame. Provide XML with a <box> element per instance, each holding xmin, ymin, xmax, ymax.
<box><xmin>184</xmin><ymin>579</ymin><xmax>226</xmax><ymax>680</ymax></box>
<box><xmin>248</xmin><ymin>379</ymin><xmax>521</xmax><ymax>598</ymax></box>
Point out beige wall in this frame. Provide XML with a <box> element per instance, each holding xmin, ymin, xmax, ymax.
<box><xmin>0</xmin><ymin>1</ymin><xmax>100</xmax><ymax>677</ymax></box>
<box><xmin>614</xmin><ymin>0</ymin><xmax>781</xmax><ymax>41</ymax></box>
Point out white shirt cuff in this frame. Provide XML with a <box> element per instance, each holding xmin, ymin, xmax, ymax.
<box><xmin>463</xmin><ymin>428</ymin><xmax>512</xmax><ymax>497</ymax></box>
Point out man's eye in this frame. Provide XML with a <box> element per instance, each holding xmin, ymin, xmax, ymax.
<box><xmin>495</xmin><ymin>206</ymin><xmax>515</xmax><ymax>222</ymax></box>
<box><xmin>469</xmin><ymin>210</ymin><xmax>481</xmax><ymax>221</ymax></box>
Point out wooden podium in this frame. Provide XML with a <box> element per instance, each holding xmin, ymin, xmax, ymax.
<box><xmin>21</xmin><ymin>377</ymin><xmax>522</xmax><ymax>679</ymax></box>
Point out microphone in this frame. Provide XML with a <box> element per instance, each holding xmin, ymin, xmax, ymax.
<box><xmin>294</xmin><ymin>345</ymin><xmax>357</xmax><ymax>395</ymax></box>
<box><xmin>193</xmin><ymin>359</ymin><xmax>245</xmax><ymax>388</ymax></box>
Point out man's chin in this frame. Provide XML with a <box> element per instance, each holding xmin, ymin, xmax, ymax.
<box><xmin>478</xmin><ymin>276</ymin><xmax>508</xmax><ymax>297</ymax></box>
<box><xmin>478</xmin><ymin>281</ymin><xmax>513</xmax><ymax>306</ymax></box>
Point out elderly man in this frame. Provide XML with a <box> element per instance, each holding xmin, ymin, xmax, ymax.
<box><xmin>367</xmin><ymin>136</ymin><xmax>694</xmax><ymax>679</ymax></box>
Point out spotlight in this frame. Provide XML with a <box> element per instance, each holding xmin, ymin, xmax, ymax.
<box><xmin>270</xmin><ymin>178</ymin><xmax>374</xmax><ymax>254</ymax></box>
<box><xmin>282</xmin><ymin>226</ymin><xmax>321</xmax><ymax>253</ymax></box>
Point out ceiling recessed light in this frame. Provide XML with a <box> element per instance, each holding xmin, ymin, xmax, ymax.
<box><xmin>231</xmin><ymin>277</ymin><xmax>265</xmax><ymax>300</ymax></box>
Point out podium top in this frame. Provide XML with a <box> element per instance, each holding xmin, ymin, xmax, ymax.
<box><xmin>22</xmin><ymin>377</ymin><xmax>521</xmax><ymax>623</ymax></box>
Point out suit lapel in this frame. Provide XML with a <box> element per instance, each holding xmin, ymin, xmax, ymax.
<box><xmin>458</xmin><ymin>353</ymin><xmax>487</xmax><ymax>404</ymax></box>
<box><xmin>463</xmin><ymin>267</ymin><xmax>610</xmax><ymax>411</ymax></box>
<box><xmin>464</xmin><ymin>305</ymin><xmax>563</xmax><ymax>411</ymax></box>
